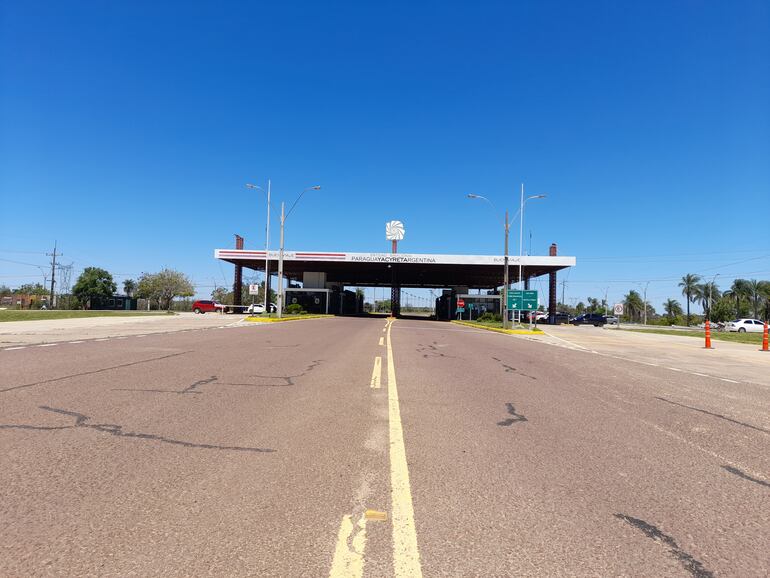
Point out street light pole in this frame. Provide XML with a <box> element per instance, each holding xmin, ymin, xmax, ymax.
<box><xmin>277</xmin><ymin>201</ymin><xmax>286</xmax><ymax>317</ymax></box>
<box><xmin>518</xmin><ymin>184</ymin><xmax>546</xmax><ymax>292</ymax></box>
<box><xmin>276</xmin><ymin>185</ymin><xmax>321</xmax><ymax>318</ymax></box>
<box><xmin>642</xmin><ymin>281</ymin><xmax>650</xmax><ymax>325</ymax></box>
<box><xmin>467</xmin><ymin>193</ymin><xmax>511</xmax><ymax>328</ymax></box>
<box><xmin>246</xmin><ymin>181</ymin><xmax>272</xmax><ymax>309</ymax></box>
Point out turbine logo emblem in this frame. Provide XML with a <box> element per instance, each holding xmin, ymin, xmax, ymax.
<box><xmin>385</xmin><ymin>220</ymin><xmax>405</xmax><ymax>241</ymax></box>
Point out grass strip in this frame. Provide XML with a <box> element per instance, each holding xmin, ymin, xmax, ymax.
<box><xmin>621</xmin><ymin>327</ymin><xmax>764</xmax><ymax>345</ymax></box>
<box><xmin>245</xmin><ymin>314</ymin><xmax>333</xmax><ymax>323</ymax></box>
<box><xmin>0</xmin><ymin>310</ymin><xmax>174</xmax><ymax>322</ymax></box>
<box><xmin>452</xmin><ymin>319</ymin><xmax>544</xmax><ymax>335</ymax></box>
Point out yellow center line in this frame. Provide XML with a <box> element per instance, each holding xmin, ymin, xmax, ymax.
<box><xmin>386</xmin><ymin>318</ymin><xmax>423</xmax><ymax>577</ymax></box>
<box><xmin>329</xmin><ymin>513</ymin><xmax>367</xmax><ymax>577</ymax></box>
<box><xmin>370</xmin><ymin>356</ymin><xmax>382</xmax><ymax>389</ymax></box>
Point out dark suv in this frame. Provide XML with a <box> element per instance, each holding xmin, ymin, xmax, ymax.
<box><xmin>570</xmin><ymin>313</ymin><xmax>607</xmax><ymax>327</ymax></box>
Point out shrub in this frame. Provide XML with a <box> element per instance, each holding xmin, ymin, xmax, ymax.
<box><xmin>476</xmin><ymin>312</ymin><xmax>502</xmax><ymax>323</ymax></box>
<box><xmin>285</xmin><ymin>303</ymin><xmax>304</xmax><ymax>314</ymax></box>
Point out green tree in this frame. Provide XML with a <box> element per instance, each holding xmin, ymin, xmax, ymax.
<box><xmin>723</xmin><ymin>279</ymin><xmax>749</xmax><ymax>319</ymax></box>
<box><xmin>211</xmin><ymin>286</ymin><xmax>228</xmax><ymax>303</ymax></box>
<box><xmin>123</xmin><ymin>279</ymin><xmax>136</xmax><ymax>297</ymax></box>
<box><xmin>623</xmin><ymin>290</ymin><xmax>645</xmax><ymax>322</ymax></box>
<box><xmin>72</xmin><ymin>267</ymin><xmax>116</xmax><ymax>309</ymax></box>
<box><xmin>663</xmin><ymin>298</ymin><xmax>683</xmax><ymax>321</ymax></box>
<box><xmin>697</xmin><ymin>281</ymin><xmax>721</xmax><ymax>320</ymax></box>
<box><xmin>137</xmin><ymin>269</ymin><xmax>194</xmax><ymax>310</ymax></box>
<box><xmin>710</xmin><ymin>296</ymin><xmax>735</xmax><ymax>323</ymax></box>
<box><xmin>16</xmin><ymin>283</ymin><xmax>47</xmax><ymax>295</ymax></box>
<box><xmin>0</xmin><ymin>285</ymin><xmax>12</xmax><ymax>297</ymax></box>
<box><xmin>746</xmin><ymin>279</ymin><xmax>765</xmax><ymax>319</ymax></box>
<box><xmin>678</xmin><ymin>273</ymin><xmax>701</xmax><ymax>326</ymax></box>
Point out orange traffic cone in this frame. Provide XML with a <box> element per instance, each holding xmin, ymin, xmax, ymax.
<box><xmin>704</xmin><ymin>319</ymin><xmax>714</xmax><ymax>349</ymax></box>
<box><xmin>761</xmin><ymin>322</ymin><xmax>769</xmax><ymax>352</ymax></box>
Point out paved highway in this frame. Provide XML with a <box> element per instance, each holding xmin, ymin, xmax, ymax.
<box><xmin>1</xmin><ymin>317</ymin><xmax>768</xmax><ymax>577</ymax></box>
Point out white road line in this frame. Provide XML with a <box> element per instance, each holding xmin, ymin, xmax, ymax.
<box><xmin>4</xmin><ymin>346</ymin><xmax>26</xmax><ymax>350</ymax></box>
<box><xmin>692</xmin><ymin>372</ymin><xmax>708</xmax><ymax>377</ymax></box>
<box><xmin>68</xmin><ymin>341</ymin><xmax>84</xmax><ymax>344</ymax></box>
<box><xmin>37</xmin><ymin>343</ymin><xmax>57</xmax><ymax>347</ymax></box>
<box><xmin>95</xmin><ymin>338</ymin><xmax>109</xmax><ymax>342</ymax></box>
<box><xmin>116</xmin><ymin>337</ymin><xmax>127</xmax><ymax>339</ymax></box>
<box><xmin>386</xmin><ymin>319</ymin><xmax>423</xmax><ymax>577</ymax></box>
<box><xmin>135</xmin><ymin>335</ymin><xmax>147</xmax><ymax>338</ymax></box>
<box><xmin>370</xmin><ymin>356</ymin><xmax>382</xmax><ymax>389</ymax></box>
<box><xmin>667</xmin><ymin>367</ymin><xmax>682</xmax><ymax>372</ymax></box>
<box><xmin>329</xmin><ymin>513</ymin><xmax>367</xmax><ymax>577</ymax></box>
<box><xmin>379</xmin><ymin>337</ymin><xmax>384</xmax><ymax>346</ymax></box>
<box><xmin>720</xmin><ymin>378</ymin><xmax>740</xmax><ymax>384</ymax></box>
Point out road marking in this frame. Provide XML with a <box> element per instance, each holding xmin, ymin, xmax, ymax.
<box><xmin>720</xmin><ymin>378</ymin><xmax>739</xmax><ymax>384</ymax></box>
<box><xmin>379</xmin><ymin>336</ymin><xmax>384</xmax><ymax>346</ymax></box>
<box><xmin>116</xmin><ymin>337</ymin><xmax>127</xmax><ymax>339</ymax></box>
<box><xmin>370</xmin><ymin>356</ymin><xmax>382</xmax><ymax>388</ymax></box>
<box><xmin>37</xmin><ymin>343</ymin><xmax>57</xmax><ymax>347</ymax></box>
<box><xmin>386</xmin><ymin>319</ymin><xmax>423</xmax><ymax>577</ymax></box>
<box><xmin>95</xmin><ymin>338</ymin><xmax>109</xmax><ymax>342</ymax></box>
<box><xmin>68</xmin><ymin>341</ymin><xmax>84</xmax><ymax>344</ymax></box>
<box><xmin>135</xmin><ymin>335</ymin><xmax>147</xmax><ymax>338</ymax></box>
<box><xmin>4</xmin><ymin>346</ymin><xmax>26</xmax><ymax>350</ymax></box>
<box><xmin>667</xmin><ymin>367</ymin><xmax>682</xmax><ymax>372</ymax></box>
<box><xmin>329</xmin><ymin>513</ymin><xmax>367</xmax><ymax>578</ymax></box>
<box><xmin>692</xmin><ymin>372</ymin><xmax>708</xmax><ymax>377</ymax></box>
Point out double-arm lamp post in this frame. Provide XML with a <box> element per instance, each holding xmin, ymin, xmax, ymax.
<box><xmin>246</xmin><ymin>181</ymin><xmax>272</xmax><ymax>307</ymax></box>
<box><xmin>276</xmin><ymin>185</ymin><xmax>321</xmax><ymax>318</ymax></box>
<box><xmin>468</xmin><ymin>185</ymin><xmax>546</xmax><ymax>329</ymax></box>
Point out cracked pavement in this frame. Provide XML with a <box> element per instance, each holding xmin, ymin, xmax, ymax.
<box><xmin>2</xmin><ymin>316</ymin><xmax>769</xmax><ymax>576</ymax></box>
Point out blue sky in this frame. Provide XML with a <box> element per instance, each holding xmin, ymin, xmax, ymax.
<box><xmin>1</xmin><ymin>1</ymin><xmax>768</xmax><ymax>311</ymax></box>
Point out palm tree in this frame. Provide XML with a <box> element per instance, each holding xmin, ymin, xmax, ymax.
<box><xmin>123</xmin><ymin>279</ymin><xmax>136</xmax><ymax>298</ymax></box>
<box><xmin>697</xmin><ymin>281</ymin><xmax>721</xmax><ymax>320</ymax></box>
<box><xmin>760</xmin><ymin>281</ymin><xmax>770</xmax><ymax>321</ymax></box>
<box><xmin>663</xmin><ymin>298</ymin><xmax>683</xmax><ymax>321</ymax></box>
<box><xmin>723</xmin><ymin>278</ymin><xmax>749</xmax><ymax>319</ymax></box>
<box><xmin>678</xmin><ymin>274</ymin><xmax>701</xmax><ymax>326</ymax></box>
<box><xmin>745</xmin><ymin>279</ymin><xmax>764</xmax><ymax>319</ymax></box>
<box><xmin>623</xmin><ymin>290</ymin><xmax>645</xmax><ymax>322</ymax></box>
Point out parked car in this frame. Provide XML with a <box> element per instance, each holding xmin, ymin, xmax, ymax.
<box><xmin>724</xmin><ymin>318</ymin><xmax>766</xmax><ymax>333</ymax></box>
<box><xmin>553</xmin><ymin>312</ymin><xmax>572</xmax><ymax>324</ymax></box>
<box><xmin>246</xmin><ymin>302</ymin><xmax>277</xmax><ymax>314</ymax></box>
<box><xmin>570</xmin><ymin>313</ymin><xmax>607</xmax><ymax>327</ymax></box>
<box><xmin>605</xmin><ymin>315</ymin><xmax>619</xmax><ymax>325</ymax></box>
<box><xmin>192</xmin><ymin>300</ymin><xmax>223</xmax><ymax>314</ymax></box>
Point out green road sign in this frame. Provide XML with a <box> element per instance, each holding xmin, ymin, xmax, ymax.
<box><xmin>507</xmin><ymin>290</ymin><xmax>538</xmax><ymax>310</ymax></box>
<box><xmin>456</xmin><ymin>307</ymin><xmax>466</xmax><ymax>313</ymax></box>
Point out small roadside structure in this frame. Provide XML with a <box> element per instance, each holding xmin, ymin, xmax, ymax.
<box><xmin>89</xmin><ymin>294</ymin><xmax>138</xmax><ymax>310</ymax></box>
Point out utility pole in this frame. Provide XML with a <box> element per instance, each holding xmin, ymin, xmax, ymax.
<box><xmin>46</xmin><ymin>241</ymin><xmax>61</xmax><ymax>308</ymax></box>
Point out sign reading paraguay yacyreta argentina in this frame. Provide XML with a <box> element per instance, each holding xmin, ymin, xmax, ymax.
<box><xmin>507</xmin><ymin>290</ymin><xmax>538</xmax><ymax>311</ymax></box>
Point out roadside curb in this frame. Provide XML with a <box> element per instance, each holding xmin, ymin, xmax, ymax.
<box><xmin>451</xmin><ymin>320</ymin><xmax>544</xmax><ymax>335</ymax></box>
<box><xmin>244</xmin><ymin>315</ymin><xmax>333</xmax><ymax>323</ymax></box>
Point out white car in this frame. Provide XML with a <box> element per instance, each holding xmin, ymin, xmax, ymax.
<box><xmin>724</xmin><ymin>318</ymin><xmax>766</xmax><ymax>333</ymax></box>
<box><xmin>246</xmin><ymin>302</ymin><xmax>276</xmax><ymax>314</ymax></box>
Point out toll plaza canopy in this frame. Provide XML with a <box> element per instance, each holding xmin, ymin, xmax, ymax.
<box><xmin>215</xmin><ymin>249</ymin><xmax>575</xmax><ymax>288</ymax></box>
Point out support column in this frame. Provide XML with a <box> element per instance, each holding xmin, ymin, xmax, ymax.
<box><xmin>233</xmin><ymin>235</ymin><xmax>244</xmax><ymax>306</ymax></box>
<box><xmin>548</xmin><ymin>243</ymin><xmax>557</xmax><ymax>324</ymax></box>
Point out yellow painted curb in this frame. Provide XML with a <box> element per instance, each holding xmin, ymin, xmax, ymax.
<box><xmin>451</xmin><ymin>320</ymin><xmax>544</xmax><ymax>335</ymax></box>
<box><xmin>244</xmin><ymin>315</ymin><xmax>332</xmax><ymax>323</ymax></box>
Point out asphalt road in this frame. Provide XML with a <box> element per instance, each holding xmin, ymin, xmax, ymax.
<box><xmin>1</xmin><ymin>317</ymin><xmax>768</xmax><ymax>577</ymax></box>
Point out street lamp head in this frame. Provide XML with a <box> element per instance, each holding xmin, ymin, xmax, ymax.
<box><xmin>246</xmin><ymin>183</ymin><xmax>262</xmax><ymax>190</ymax></box>
<box><xmin>528</xmin><ymin>194</ymin><xmax>547</xmax><ymax>200</ymax></box>
<box><xmin>467</xmin><ymin>193</ymin><xmax>480</xmax><ymax>199</ymax></box>
<box><xmin>309</xmin><ymin>185</ymin><xmax>321</xmax><ymax>190</ymax></box>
